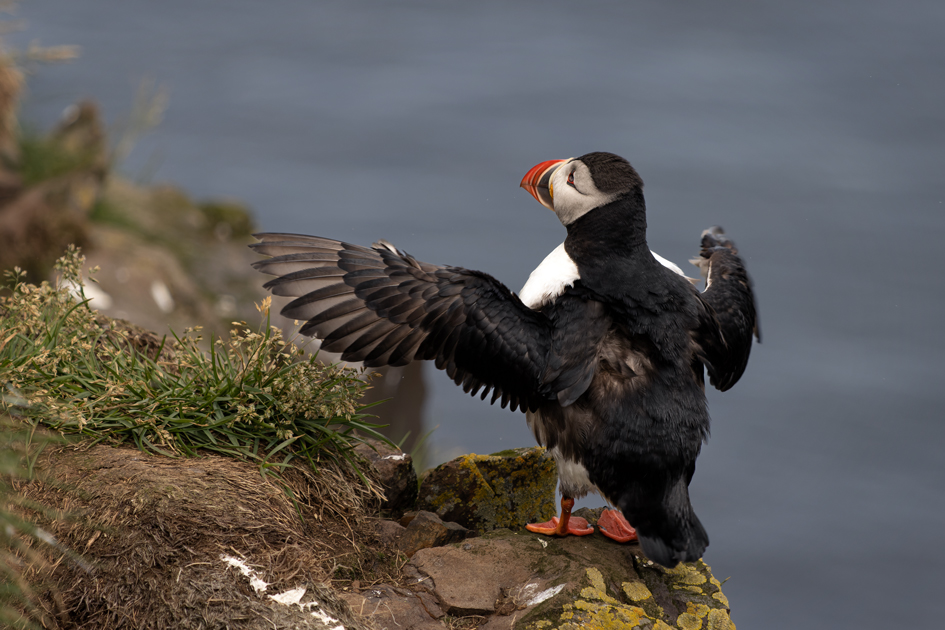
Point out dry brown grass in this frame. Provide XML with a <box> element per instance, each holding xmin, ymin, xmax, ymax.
<box><xmin>14</xmin><ymin>443</ymin><xmax>383</xmax><ymax>629</ymax></box>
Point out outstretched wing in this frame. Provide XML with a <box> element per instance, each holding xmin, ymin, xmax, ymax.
<box><xmin>251</xmin><ymin>233</ymin><xmax>553</xmax><ymax>412</ymax></box>
<box><xmin>689</xmin><ymin>227</ymin><xmax>760</xmax><ymax>392</ymax></box>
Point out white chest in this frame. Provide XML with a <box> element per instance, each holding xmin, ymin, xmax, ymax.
<box><xmin>518</xmin><ymin>243</ymin><xmax>580</xmax><ymax>310</ymax></box>
<box><xmin>518</xmin><ymin>243</ymin><xmax>687</xmax><ymax>309</ymax></box>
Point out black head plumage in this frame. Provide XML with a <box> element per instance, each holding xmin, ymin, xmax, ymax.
<box><xmin>576</xmin><ymin>152</ymin><xmax>644</xmax><ymax>195</ymax></box>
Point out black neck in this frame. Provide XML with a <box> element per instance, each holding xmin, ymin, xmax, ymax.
<box><xmin>565</xmin><ymin>190</ymin><xmax>649</xmax><ymax>263</ymax></box>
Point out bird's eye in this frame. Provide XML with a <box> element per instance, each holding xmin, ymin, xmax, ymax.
<box><xmin>567</xmin><ymin>172</ymin><xmax>575</xmax><ymax>186</ymax></box>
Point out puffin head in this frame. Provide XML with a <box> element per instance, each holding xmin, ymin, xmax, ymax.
<box><xmin>520</xmin><ymin>152</ymin><xmax>644</xmax><ymax>226</ymax></box>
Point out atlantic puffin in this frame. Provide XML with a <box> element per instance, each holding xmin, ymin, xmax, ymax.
<box><xmin>250</xmin><ymin>152</ymin><xmax>758</xmax><ymax>567</ymax></box>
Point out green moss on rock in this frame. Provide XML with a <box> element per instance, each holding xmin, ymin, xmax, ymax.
<box><xmin>416</xmin><ymin>446</ymin><xmax>556</xmax><ymax>532</ymax></box>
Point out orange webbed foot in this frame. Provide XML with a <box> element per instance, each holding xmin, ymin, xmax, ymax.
<box><xmin>526</xmin><ymin>497</ymin><xmax>594</xmax><ymax>536</ymax></box>
<box><xmin>597</xmin><ymin>508</ymin><xmax>638</xmax><ymax>543</ymax></box>
<box><xmin>526</xmin><ymin>515</ymin><xmax>594</xmax><ymax>536</ymax></box>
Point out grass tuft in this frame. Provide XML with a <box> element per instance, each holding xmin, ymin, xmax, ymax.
<box><xmin>0</xmin><ymin>246</ymin><xmax>388</xmax><ymax>483</ymax></box>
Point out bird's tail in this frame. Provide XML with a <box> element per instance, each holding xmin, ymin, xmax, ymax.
<box><xmin>624</xmin><ymin>476</ymin><xmax>709</xmax><ymax>568</ymax></box>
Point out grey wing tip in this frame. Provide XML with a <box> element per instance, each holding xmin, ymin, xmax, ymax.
<box><xmin>372</xmin><ymin>239</ymin><xmax>394</xmax><ymax>251</ymax></box>
<box><xmin>249</xmin><ymin>236</ymin><xmax>266</xmax><ymax>252</ymax></box>
<box><xmin>248</xmin><ymin>232</ymin><xmax>309</xmax><ymax>251</ymax></box>
<box><xmin>251</xmin><ymin>232</ymin><xmax>289</xmax><ymax>242</ymax></box>
<box><xmin>372</xmin><ymin>239</ymin><xmax>403</xmax><ymax>255</ymax></box>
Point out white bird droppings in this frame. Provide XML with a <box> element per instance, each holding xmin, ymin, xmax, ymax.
<box><xmin>525</xmin><ymin>583</ymin><xmax>566</xmax><ymax>606</ymax></box>
<box><xmin>221</xmin><ymin>555</ymin><xmax>269</xmax><ymax>593</ymax></box>
<box><xmin>270</xmin><ymin>587</ymin><xmax>307</xmax><ymax>606</ymax></box>
<box><xmin>220</xmin><ymin>555</ymin><xmax>345</xmax><ymax>629</ymax></box>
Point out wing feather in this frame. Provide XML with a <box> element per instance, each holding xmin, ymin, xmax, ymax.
<box><xmin>251</xmin><ymin>233</ymin><xmax>554</xmax><ymax>412</ymax></box>
<box><xmin>688</xmin><ymin>227</ymin><xmax>759</xmax><ymax>392</ymax></box>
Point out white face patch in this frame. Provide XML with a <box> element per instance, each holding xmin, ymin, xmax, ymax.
<box><xmin>550</xmin><ymin>160</ymin><xmax>618</xmax><ymax>226</ymax></box>
<box><xmin>519</xmin><ymin>243</ymin><xmax>580</xmax><ymax>309</ymax></box>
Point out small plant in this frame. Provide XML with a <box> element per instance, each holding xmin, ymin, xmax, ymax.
<box><xmin>0</xmin><ymin>246</ymin><xmax>388</xmax><ymax>483</ymax></box>
<box><xmin>15</xmin><ymin>127</ymin><xmax>98</xmax><ymax>186</ymax></box>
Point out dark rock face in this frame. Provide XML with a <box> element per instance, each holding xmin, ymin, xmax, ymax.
<box><xmin>339</xmin><ymin>585</ymin><xmax>445</xmax><ymax>630</ymax></box>
<box><xmin>373</xmin><ymin>511</ymin><xmax>475</xmax><ymax>558</ymax></box>
<box><xmin>354</xmin><ymin>438</ymin><xmax>418</xmax><ymax>514</ymax></box>
<box><xmin>374</xmin><ymin>518</ymin><xmax>408</xmax><ymax>546</ymax></box>
<box><xmin>395</xmin><ymin>511</ymin><xmax>474</xmax><ymax>557</ymax></box>
<box><xmin>416</xmin><ymin>447</ymin><xmax>557</xmax><ymax>532</ymax></box>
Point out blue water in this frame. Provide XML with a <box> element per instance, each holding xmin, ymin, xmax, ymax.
<box><xmin>13</xmin><ymin>2</ymin><xmax>945</xmax><ymax>627</ymax></box>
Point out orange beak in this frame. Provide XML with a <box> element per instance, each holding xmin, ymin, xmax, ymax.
<box><xmin>520</xmin><ymin>159</ymin><xmax>566</xmax><ymax>211</ymax></box>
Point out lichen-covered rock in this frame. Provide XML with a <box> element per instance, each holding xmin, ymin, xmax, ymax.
<box><xmin>416</xmin><ymin>446</ymin><xmax>557</xmax><ymax>532</ymax></box>
<box><xmin>406</xmin><ymin>526</ymin><xmax>735</xmax><ymax>630</ymax></box>
<box><xmin>527</xmin><ymin>564</ymin><xmax>736</xmax><ymax>630</ymax></box>
<box><xmin>636</xmin><ymin>558</ymin><xmax>733</xmax><ymax>626</ymax></box>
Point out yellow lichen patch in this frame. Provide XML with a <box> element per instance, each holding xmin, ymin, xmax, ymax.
<box><xmin>712</xmin><ymin>591</ymin><xmax>729</xmax><ymax>607</ymax></box>
<box><xmin>570</xmin><ymin>601</ymin><xmax>646</xmax><ymax>629</ymax></box>
<box><xmin>588</xmin><ymin>567</ymin><xmax>607</xmax><ymax>591</ymax></box>
<box><xmin>559</xmin><ymin>604</ymin><xmax>575</xmax><ymax>621</ymax></box>
<box><xmin>653</xmin><ymin>622</ymin><xmax>676</xmax><ymax>630</ymax></box>
<box><xmin>673</xmin><ymin>585</ymin><xmax>704</xmax><ymax>594</ymax></box>
<box><xmin>676</xmin><ymin>601</ymin><xmax>713</xmax><ymax>629</ymax></box>
<box><xmin>706</xmin><ymin>609</ymin><xmax>735</xmax><ymax>630</ymax></box>
<box><xmin>677</xmin><ymin>612</ymin><xmax>704</xmax><ymax>630</ymax></box>
<box><xmin>622</xmin><ymin>581</ymin><xmax>653</xmax><ymax>602</ymax></box>
<box><xmin>667</xmin><ymin>563</ymin><xmax>708</xmax><ymax>586</ymax></box>
<box><xmin>580</xmin><ymin>568</ymin><xmax>622</xmax><ymax>606</ymax></box>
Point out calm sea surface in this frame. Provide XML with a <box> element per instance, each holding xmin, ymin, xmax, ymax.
<box><xmin>13</xmin><ymin>2</ymin><xmax>945</xmax><ymax>628</ymax></box>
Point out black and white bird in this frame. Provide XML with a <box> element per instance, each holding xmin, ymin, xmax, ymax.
<box><xmin>251</xmin><ymin>152</ymin><xmax>758</xmax><ymax>567</ymax></box>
